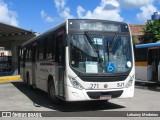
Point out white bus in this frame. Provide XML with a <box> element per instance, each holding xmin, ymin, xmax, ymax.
<box><xmin>20</xmin><ymin>19</ymin><xmax>135</xmax><ymax>103</ymax></box>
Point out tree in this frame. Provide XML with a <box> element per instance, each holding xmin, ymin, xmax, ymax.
<box><xmin>132</xmin><ymin>36</ymin><xmax>138</xmax><ymax>45</ymax></box>
<box><xmin>142</xmin><ymin>19</ymin><xmax>160</xmax><ymax>43</ymax></box>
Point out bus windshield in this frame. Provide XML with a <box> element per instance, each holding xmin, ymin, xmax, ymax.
<box><xmin>69</xmin><ymin>33</ymin><xmax>132</xmax><ymax>74</ymax></box>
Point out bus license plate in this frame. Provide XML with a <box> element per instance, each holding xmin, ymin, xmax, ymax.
<box><xmin>100</xmin><ymin>95</ymin><xmax>111</xmax><ymax>100</ymax></box>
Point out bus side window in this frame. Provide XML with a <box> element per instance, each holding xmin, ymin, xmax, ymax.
<box><xmin>135</xmin><ymin>48</ymin><xmax>147</xmax><ymax>62</ymax></box>
<box><xmin>46</xmin><ymin>36</ymin><xmax>55</xmax><ymax>60</ymax></box>
<box><xmin>28</xmin><ymin>45</ymin><xmax>32</xmax><ymax>60</ymax></box>
<box><xmin>43</xmin><ymin>38</ymin><xmax>47</xmax><ymax>59</ymax></box>
<box><xmin>22</xmin><ymin>49</ymin><xmax>26</xmax><ymax>67</ymax></box>
<box><xmin>38</xmin><ymin>40</ymin><xmax>44</xmax><ymax>59</ymax></box>
<box><xmin>26</xmin><ymin>47</ymin><xmax>30</xmax><ymax>61</ymax></box>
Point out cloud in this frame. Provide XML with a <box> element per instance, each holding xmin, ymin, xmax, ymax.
<box><xmin>119</xmin><ymin>0</ymin><xmax>157</xmax><ymax>22</ymax></box>
<box><xmin>40</xmin><ymin>10</ymin><xmax>47</xmax><ymax>18</ymax></box>
<box><xmin>0</xmin><ymin>0</ymin><xmax>18</xmax><ymax>26</ymax></box>
<box><xmin>54</xmin><ymin>0</ymin><xmax>123</xmax><ymax>21</ymax></box>
<box><xmin>53</xmin><ymin>0</ymin><xmax>158</xmax><ymax>23</ymax></box>
<box><xmin>40</xmin><ymin>10</ymin><xmax>54</xmax><ymax>23</ymax></box>
<box><xmin>101</xmin><ymin>0</ymin><xmax>119</xmax><ymax>10</ymax></box>
<box><xmin>136</xmin><ymin>5</ymin><xmax>157</xmax><ymax>22</ymax></box>
<box><xmin>77</xmin><ymin>6</ymin><xmax>85</xmax><ymax>18</ymax></box>
<box><xmin>45</xmin><ymin>16</ymin><xmax>55</xmax><ymax>23</ymax></box>
<box><xmin>77</xmin><ymin>0</ymin><xmax>123</xmax><ymax>22</ymax></box>
<box><xmin>59</xmin><ymin>7</ymin><xmax>74</xmax><ymax>19</ymax></box>
<box><xmin>121</xmin><ymin>0</ymin><xmax>154</xmax><ymax>9</ymax></box>
<box><xmin>54</xmin><ymin>0</ymin><xmax>66</xmax><ymax>10</ymax></box>
<box><xmin>54</xmin><ymin>0</ymin><xmax>74</xmax><ymax>20</ymax></box>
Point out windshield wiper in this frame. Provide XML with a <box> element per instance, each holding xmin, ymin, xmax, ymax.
<box><xmin>109</xmin><ymin>33</ymin><xmax>118</xmax><ymax>51</ymax></box>
<box><xmin>84</xmin><ymin>31</ymin><xmax>99</xmax><ymax>53</ymax></box>
<box><xmin>105</xmin><ymin>34</ymin><xmax>118</xmax><ymax>62</ymax></box>
<box><xmin>106</xmin><ymin>40</ymin><xmax>110</xmax><ymax>61</ymax></box>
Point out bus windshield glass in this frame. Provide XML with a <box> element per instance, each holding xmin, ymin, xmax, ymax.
<box><xmin>69</xmin><ymin>33</ymin><xmax>132</xmax><ymax>74</ymax></box>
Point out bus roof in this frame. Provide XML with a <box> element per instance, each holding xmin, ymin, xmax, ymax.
<box><xmin>22</xmin><ymin>22</ymin><xmax>66</xmax><ymax>46</ymax></box>
<box><xmin>22</xmin><ymin>19</ymin><xmax>129</xmax><ymax>47</ymax></box>
<box><xmin>135</xmin><ymin>42</ymin><xmax>160</xmax><ymax>49</ymax></box>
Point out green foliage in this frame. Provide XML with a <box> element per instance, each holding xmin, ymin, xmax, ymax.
<box><xmin>132</xmin><ymin>36</ymin><xmax>138</xmax><ymax>45</ymax></box>
<box><xmin>143</xmin><ymin>19</ymin><xmax>160</xmax><ymax>43</ymax></box>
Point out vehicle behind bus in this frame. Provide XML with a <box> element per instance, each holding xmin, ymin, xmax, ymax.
<box><xmin>20</xmin><ymin>19</ymin><xmax>135</xmax><ymax>103</ymax></box>
<box><xmin>135</xmin><ymin>43</ymin><xmax>160</xmax><ymax>82</ymax></box>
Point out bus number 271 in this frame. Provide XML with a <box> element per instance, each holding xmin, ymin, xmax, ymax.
<box><xmin>90</xmin><ymin>84</ymin><xmax>99</xmax><ymax>89</ymax></box>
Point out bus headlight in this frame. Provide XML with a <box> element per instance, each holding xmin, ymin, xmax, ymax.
<box><xmin>125</xmin><ymin>75</ymin><xmax>135</xmax><ymax>88</ymax></box>
<box><xmin>69</xmin><ymin>76</ymin><xmax>84</xmax><ymax>90</ymax></box>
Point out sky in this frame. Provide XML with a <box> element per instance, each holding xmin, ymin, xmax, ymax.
<box><xmin>0</xmin><ymin>0</ymin><xmax>160</xmax><ymax>33</ymax></box>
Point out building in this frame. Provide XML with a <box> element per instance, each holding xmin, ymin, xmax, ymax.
<box><xmin>129</xmin><ymin>24</ymin><xmax>145</xmax><ymax>44</ymax></box>
<box><xmin>0</xmin><ymin>22</ymin><xmax>36</xmax><ymax>75</ymax></box>
<box><xmin>151</xmin><ymin>12</ymin><xmax>160</xmax><ymax>20</ymax></box>
<box><xmin>130</xmin><ymin>12</ymin><xmax>160</xmax><ymax>44</ymax></box>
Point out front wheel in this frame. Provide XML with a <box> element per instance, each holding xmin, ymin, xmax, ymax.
<box><xmin>48</xmin><ymin>80</ymin><xmax>61</xmax><ymax>104</ymax></box>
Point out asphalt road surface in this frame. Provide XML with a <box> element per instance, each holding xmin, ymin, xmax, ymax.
<box><xmin>0</xmin><ymin>81</ymin><xmax>160</xmax><ymax>120</ymax></box>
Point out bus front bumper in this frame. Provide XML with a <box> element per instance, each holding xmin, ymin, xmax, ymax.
<box><xmin>65</xmin><ymin>85</ymin><xmax>134</xmax><ymax>101</ymax></box>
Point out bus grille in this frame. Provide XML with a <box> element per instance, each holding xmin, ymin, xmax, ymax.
<box><xmin>79</xmin><ymin>76</ymin><xmax>127</xmax><ymax>82</ymax></box>
<box><xmin>87</xmin><ymin>90</ymin><xmax>123</xmax><ymax>99</ymax></box>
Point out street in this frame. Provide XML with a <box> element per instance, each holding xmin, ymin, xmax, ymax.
<box><xmin>0</xmin><ymin>80</ymin><xmax>160</xmax><ymax>119</ymax></box>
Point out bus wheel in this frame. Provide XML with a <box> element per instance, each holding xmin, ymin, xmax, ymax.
<box><xmin>48</xmin><ymin>80</ymin><xmax>61</xmax><ymax>104</ymax></box>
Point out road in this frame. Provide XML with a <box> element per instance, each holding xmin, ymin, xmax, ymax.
<box><xmin>0</xmin><ymin>81</ymin><xmax>160</xmax><ymax>119</ymax></box>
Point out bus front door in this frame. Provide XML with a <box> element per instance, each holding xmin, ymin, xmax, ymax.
<box><xmin>56</xmin><ymin>35</ymin><xmax>65</xmax><ymax>97</ymax></box>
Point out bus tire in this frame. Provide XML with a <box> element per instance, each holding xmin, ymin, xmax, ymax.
<box><xmin>48</xmin><ymin>80</ymin><xmax>61</xmax><ymax>104</ymax></box>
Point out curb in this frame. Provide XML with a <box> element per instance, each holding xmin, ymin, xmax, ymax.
<box><xmin>0</xmin><ymin>75</ymin><xmax>21</xmax><ymax>83</ymax></box>
<box><xmin>135</xmin><ymin>80</ymin><xmax>160</xmax><ymax>88</ymax></box>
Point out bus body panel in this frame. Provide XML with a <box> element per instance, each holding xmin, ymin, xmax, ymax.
<box><xmin>135</xmin><ymin>65</ymin><xmax>151</xmax><ymax>81</ymax></box>
<box><xmin>64</xmin><ymin>57</ymin><xmax>135</xmax><ymax>101</ymax></box>
<box><xmin>65</xmin><ymin>84</ymin><xmax>134</xmax><ymax>101</ymax></box>
<box><xmin>35</xmin><ymin>60</ymin><xmax>58</xmax><ymax>92</ymax></box>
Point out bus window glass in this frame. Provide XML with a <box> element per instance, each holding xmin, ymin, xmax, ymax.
<box><xmin>43</xmin><ymin>38</ymin><xmax>47</xmax><ymax>59</ymax></box>
<box><xmin>135</xmin><ymin>48</ymin><xmax>147</xmax><ymax>62</ymax></box>
<box><xmin>38</xmin><ymin>40</ymin><xmax>44</xmax><ymax>59</ymax></box>
<box><xmin>28</xmin><ymin>46</ymin><xmax>32</xmax><ymax>60</ymax></box>
<box><xmin>69</xmin><ymin>34</ymin><xmax>132</xmax><ymax>73</ymax></box>
<box><xmin>46</xmin><ymin>37</ymin><xmax>54</xmax><ymax>59</ymax></box>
